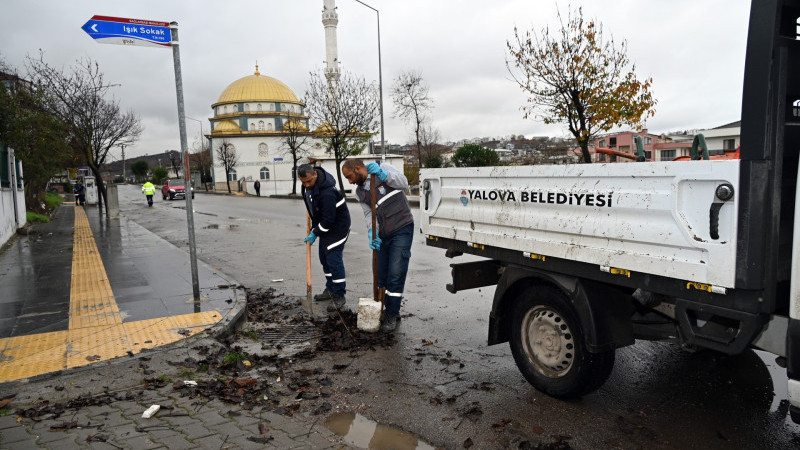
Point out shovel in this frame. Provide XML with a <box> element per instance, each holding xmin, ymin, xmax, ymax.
<box><xmin>357</xmin><ymin>173</ymin><xmax>383</xmax><ymax>332</ymax></box>
<box><xmin>306</xmin><ymin>212</ymin><xmax>313</xmax><ymax>316</ymax></box>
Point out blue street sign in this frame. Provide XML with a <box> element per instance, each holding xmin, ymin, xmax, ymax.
<box><xmin>81</xmin><ymin>15</ymin><xmax>171</xmax><ymax>48</ymax></box>
<box><xmin>273</xmin><ymin>158</ymin><xmax>284</xmax><ymax>162</ymax></box>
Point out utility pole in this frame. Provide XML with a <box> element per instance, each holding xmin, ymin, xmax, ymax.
<box><xmin>120</xmin><ymin>144</ymin><xmax>126</xmax><ymax>182</ymax></box>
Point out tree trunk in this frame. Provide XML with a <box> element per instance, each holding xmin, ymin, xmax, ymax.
<box><xmin>291</xmin><ymin>159</ymin><xmax>298</xmax><ymax>195</ymax></box>
<box><xmin>579</xmin><ymin>140</ymin><xmax>592</xmax><ymax>164</ymax></box>
<box><xmin>334</xmin><ymin>155</ymin><xmax>345</xmax><ymax>194</ymax></box>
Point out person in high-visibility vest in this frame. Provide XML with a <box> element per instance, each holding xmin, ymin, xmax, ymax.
<box><xmin>142</xmin><ymin>181</ymin><xmax>157</xmax><ymax>207</ymax></box>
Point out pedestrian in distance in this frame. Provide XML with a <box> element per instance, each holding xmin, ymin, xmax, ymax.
<box><xmin>142</xmin><ymin>181</ymin><xmax>157</xmax><ymax>207</ymax></box>
<box><xmin>299</xmin><ymin>163</ymin><xmax>351</xmax><ymax>311</ymax></box>
<box><xmin>74</xmin><ymin>180</ymin><xmax>86</xmax><ymax>206</ymax></box>
<box><xmin>341</xmin><ymin>159</ymin><xmax>414</xmax><ymax>332</ymax></box>
<box><xmin>254</xmin><ymin>179</ymin><xmax>261</xmax><ymax>197</ymax></box>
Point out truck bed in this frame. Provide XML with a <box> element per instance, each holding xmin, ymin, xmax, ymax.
<box><xmin>420</xmin><ymin>161</ymin><xmax>740</xmax><ymax>289</ymax></box>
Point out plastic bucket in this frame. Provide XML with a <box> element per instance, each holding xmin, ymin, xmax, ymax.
<box><xmin>357</xmin><ymin>298</ymin><xmax>381</xmax><ymax>332</ymax></box>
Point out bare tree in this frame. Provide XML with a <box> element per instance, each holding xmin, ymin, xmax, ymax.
<box><xmin>168</xmin><ymin>151</ymin><xmax>181</xmax><ymax>178</ymax></box>
<box><xmin>215</xmin><ymin>139</ymin><xmax>238</xmax><ymax>194</ymax></box>
<box><xmin>305</xmin><ymin>70</ymin><xmax>379</xmax><ymax>192</ymax></box>
<box><xmin>280</xmin><ymin>118</ymin><xmax>310</xmax><ymax>195</ymax></box>
<box><xmin>191</xmin><ymin>137</ymin><xmax>212</xmax><ymax>191</ymax></box>
<box><xmin>25</xmin><ymin>53</ymin><xmax>142</xmax><ymax>216</ymax></box>
<box><xmin>418</xmin><ymin>122</ymin><xmax>447</xmax><ymax>168</ymax></box>
<box><xmin>391</xmin><ymin>70</ymin><xmax>433</xmax><ymax>164</ymax></box>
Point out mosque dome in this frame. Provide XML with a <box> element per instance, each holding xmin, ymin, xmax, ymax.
<box><xmin>213</xmin><ymin>66</ymin><xmax>300</xmax><ymax>107</ymax></box>
<box><xmin>213</xmin><ymin>120</ymin><xmax>242</xmax><ymax>133</ymax></box>
<box><xmin>283</xmin><ymin>118</ymin><xmax>308</xmax><ymax>132</ymax></box>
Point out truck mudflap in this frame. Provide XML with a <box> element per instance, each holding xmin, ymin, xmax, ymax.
<box><xmin>487</xmin><ymin>264</ymin><xmax>635</xmax><ymax>352</ymax></box>
<box><xmin>788</xmin><ymin>318</ymin><xmax>800</xmax><ymax>423</ymax></box>
<box><xmin>674</xmin><ymin>299</ymin><xmax>765</xmax><ymax>354</ymax></box>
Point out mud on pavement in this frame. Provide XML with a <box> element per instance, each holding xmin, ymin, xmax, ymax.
<box><xmin>2</xmin><ymin>289</ymin><xmax>583</xmax><ymax>449</ymax></box>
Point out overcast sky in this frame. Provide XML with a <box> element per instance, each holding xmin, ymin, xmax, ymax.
<box><xmin>1</xmin><ymin>0</ymin><xmax>751</xmax><ymax>159</ymax></box>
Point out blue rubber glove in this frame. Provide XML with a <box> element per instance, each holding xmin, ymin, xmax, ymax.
<box><xmin>367</xmin><ymin>228</ymin><xmax>382</xmax><ymax>250</ymax></box>
<box><xmin>304</xmin><ymin>231</ymin><xmax>317</xmax><ymax>245</ymax></box>
<box><xmin>366</xmin><ymin>162</ymin><xmax>388</xmax><ymax>182</ymax></box>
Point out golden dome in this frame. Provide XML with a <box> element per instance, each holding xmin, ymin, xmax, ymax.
<box><xmin>213</xmin><ymin>120</ymin><xmax>242</xmax><ymax>133</ymax></box>
<box><xmin>313</xmin><ymin>122</ymin><xmax>335</xmax><ymax>136</ymax></box>
<box><xmin>214</xmin><ymin>68</ymin><xmax>300</xmax><ymax>106</ymax></box>
<box><xmin>283</xmin><ymin>118</ymin><xmax>308</xmax><ymax>132</ymax></box>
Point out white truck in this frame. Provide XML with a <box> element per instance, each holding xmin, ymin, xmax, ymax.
<box><xmin>419</xmin><ymin>0</ymin><xmax>800</xmax><ymax>423</ymax></box>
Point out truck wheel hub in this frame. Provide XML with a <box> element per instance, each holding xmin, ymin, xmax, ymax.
<box><xmin>524</xmin><ymin>307</ymin><xmax>574</xmax><ymax>377</ymax></box>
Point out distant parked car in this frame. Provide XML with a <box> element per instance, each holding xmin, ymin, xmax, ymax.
<box><xmin>161</xmin><ymin>179</ymin><xmax>194</xmax><ymax>200</ymax></box>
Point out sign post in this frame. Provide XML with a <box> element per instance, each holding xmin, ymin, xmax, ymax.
<box><xmin>273</xmin><ymin>158</ymin><xmax>283</xmax><ymax>195</ymax></box>
<box><xmin>82</xmin><ymin>15</ymin><xmax>201</xmax><ymax>301</ymax></box>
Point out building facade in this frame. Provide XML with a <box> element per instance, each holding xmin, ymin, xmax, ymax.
<box><xmin>591</xmin><ymin>130</ymin><xmax>692</xmax><ymax>162</ymax></box>
<box><xmin>208</xmin><ymin>66</ymin><xmax>325</xmax><ymax>194</ymax></box>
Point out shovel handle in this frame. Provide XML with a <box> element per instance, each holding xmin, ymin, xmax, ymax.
<box><xmin>306</xmin><ymin>213</ymin><xmax>313</xmax><ymax>314</ymax></box>
<box><xmin>371</xmin><ymin>173</ymin><xmax>378</xmax><ymax>302</ymax></box>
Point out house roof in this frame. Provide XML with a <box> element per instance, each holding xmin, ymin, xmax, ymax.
<box><xmin>712</xmin><ymin>120</ymin><xmax>741</xmax><ymax>129</ymax></box>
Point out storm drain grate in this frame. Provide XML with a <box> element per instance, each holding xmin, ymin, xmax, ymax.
<box><xmin>259</xmin><ymin>325</ymin><xmax>322</xmax><ymax>345</ymax></box>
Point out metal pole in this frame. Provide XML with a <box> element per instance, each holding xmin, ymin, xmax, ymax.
<box><xmin>354</xmin><ymin>0</ymin><xmax>386</xmax><ymax>162</ymax></box>
<box><xmin>120</xmin><ymin>144</ymin><xmax>125</xmax><ymax>182</ymax></box>
<box><xmin>170</xmin><ymin>21</ymin><xmax>201</xmax><ymax>301</ymax></box>
<box><xmin>273</xmin><ymin>160</ymin><xmax>277</xmax><ymax>195</ymax></box>
<box><xmin>377</xmin><ymin>9</ymin><xmax>385</xmax><ymax>162</ymax></box>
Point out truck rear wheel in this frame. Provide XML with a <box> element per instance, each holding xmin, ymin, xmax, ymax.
<box><xmin>510</xmin><ymin>285</ymin><xmax>615</xmax><ymax>398</ymax></box>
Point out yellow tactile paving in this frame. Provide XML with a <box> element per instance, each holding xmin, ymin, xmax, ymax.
<box><xmin>0</xmin><ymin>206</ymin><xmax>222</xmax><ymax>383</ymax></box>
<box><xmin>0</xmin><ymin>331</ymin><xmax>68</xmax><ymax>381</ymax></box>
<box><xmin>124</xmin><ymin>311</ymin><xmax>221</xmax><ymax>350</ymax></box>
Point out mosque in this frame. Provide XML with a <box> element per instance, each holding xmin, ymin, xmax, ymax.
<box><xmin>207</xmin><ymin>65</ymin><xmax>327</xmax><ymax>194</ymax></box>
<box><xmin>206</xmin><ymin>0</ymin><xmax>402</xmax><ymax>195</ymax></box>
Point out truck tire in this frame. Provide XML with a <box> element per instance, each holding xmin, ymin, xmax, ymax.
<box><xmin>510</xmin><ymin>285</ymin><xmax>615</xmax><ymax>398</ymax></box>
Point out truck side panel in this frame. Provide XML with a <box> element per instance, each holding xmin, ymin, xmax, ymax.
<box><xmin>421</xmin><ymin>161</ymin><xmax>740</xmax><ymax>288</ymax></box>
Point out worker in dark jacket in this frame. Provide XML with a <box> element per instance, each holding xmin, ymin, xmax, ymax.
<box><xmin>300</xmin><ymin>164</ymin><xmax>351</xmax><ymax>308</ymax></box>
<box><xmin>342</xmin><ymin>158</ymin><xmax>413</xmax><ymax>332</ymax></box>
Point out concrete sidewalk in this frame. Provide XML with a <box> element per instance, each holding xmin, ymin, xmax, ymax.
<box><xmin>0</xmin><ymin>202</ymin><xmax>244</xmax><ymax>383</ymax></box>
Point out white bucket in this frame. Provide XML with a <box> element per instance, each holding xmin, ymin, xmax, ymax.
<box><xmin>357</xmin><ymin>298</ymin><xmax>382</xmax><ymax>332</ymax></box>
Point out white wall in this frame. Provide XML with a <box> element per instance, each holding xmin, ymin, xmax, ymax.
<box><xmin>0</xmin><ymin>150</ymin><xmax>26</xmax><ymax>247</ymax></box>
<box><xmin>699</xmin><ymin>126</ymin><xmax>741</xmax><ymax>151</ymax></box>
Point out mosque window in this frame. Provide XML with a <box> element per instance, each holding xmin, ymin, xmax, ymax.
<box><xmin>258</xmin><ymin>121</ymin><xmax>265</xmax><ymax>131</ymax></box>
<box><xmin>260</xmin><ymin>167</ymin><xmax>270</xmax><ymax>180</ymax></box>
<box><xmin>250</xmin><ymin>123</ymin><xmax>255</xmax><ymax>130</ymax></box>
<box><xmin>267</xmin><ymin>123</ymin><xmax>274</xmax><ymax>131</ymax></box>
<box><xmin>268</xmin><ymin>103</ymin><xmax>275</xmax><ymax>112</ymax></box>
<box><xmin>244</xmin><ymin>104</ymin><xmax>249</xmax><ymax>112</ymax></box>
<box><xmin>227</xmin><ymin>170</ymin><xmax>237</xmax><ymax>181</ymax></box>
<box><xmin>257</xmin><ymin>104</ymin><xmax>263</xmax><ymax>112</ymax></box>
<box><xmin>258</xmin><ymin>143</ymin><xmax>268</xmax><ymax>157</ymax></box>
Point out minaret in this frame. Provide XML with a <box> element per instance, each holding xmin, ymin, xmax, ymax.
<box><xmin>322</xmin><ymin>0</ymin><xmax>340</xmax><ymax>86</ymax></box>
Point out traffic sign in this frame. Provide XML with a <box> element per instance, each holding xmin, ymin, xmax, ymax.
<box><xmin>81</xmin><ymin>15</ymin><xmax>171</xmax><ymax>48</ymax></box>
<box><xmin>273</xmin><ymin>158</ymin><xmax>284</xmax><ymax>162</ymax></box>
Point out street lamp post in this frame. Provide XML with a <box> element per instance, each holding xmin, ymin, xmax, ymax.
<box><xmin>354</xmin><ymin>0</ymin><xmax>386</xmax><ymax>162</ymax></box>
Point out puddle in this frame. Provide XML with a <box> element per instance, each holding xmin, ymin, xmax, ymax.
<box><xmin>325</xmin><ymin>412</ymin><xmax>436</xmax><ymax>450</ymax></box>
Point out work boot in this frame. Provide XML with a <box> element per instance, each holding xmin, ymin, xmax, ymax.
<box><xmin>314</xmin><ymin>288</ymin><xmax>335</xmax><ymax>301</ymax></box>
<box><xmin>380</xmin><ymin>313</ymin><xmax>400</xmax><ymax>332</ymax></box>
<box><xmin>326</xmin><ymin>294</ymin><xmax>346</xmax><ymax>312</ymax></box>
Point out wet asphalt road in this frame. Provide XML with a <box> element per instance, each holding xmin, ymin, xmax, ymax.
<box><xmin>116</xmin><ymin>185</ymin><xmax>800</xmax><ymax>449</ymax></box>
